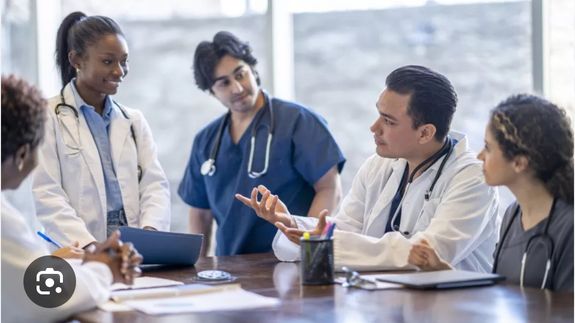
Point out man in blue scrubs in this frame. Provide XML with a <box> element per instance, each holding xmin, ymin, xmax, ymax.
<box><xmin>179</xmin><ymin>31</ymin><xmax>346</xmax><ymax>256</ymax></box>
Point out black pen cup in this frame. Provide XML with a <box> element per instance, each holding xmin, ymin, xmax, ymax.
<box><xmin>300</xmin><ymin>237</ymin><xmax>334</xmax><ymax>285</ymax></box>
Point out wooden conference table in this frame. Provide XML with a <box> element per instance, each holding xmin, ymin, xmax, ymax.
<box><xmin>75</xmin><ymin>253</ymin><xmax>573</xmax><ymax>322</ymax></box>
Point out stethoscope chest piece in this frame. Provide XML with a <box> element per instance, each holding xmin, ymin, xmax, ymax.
<box><xmin>201</xmin><ymin>159</ymin><xmax>216</xmax><ymax>176</ymax></box>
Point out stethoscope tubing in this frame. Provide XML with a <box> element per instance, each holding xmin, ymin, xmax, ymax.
<box><xmin>493</xmin><ymin>198</ymin><xmax>556</xmax><ymax>289</ymax></box>
<box><xmin>55</xmin><ymin>86</ymin><xmax>142</xmax><ymax>181</ymax></box>
<box><xmin>389</xmin><ymin>137</ymin><xmax>454</xmax><ymax>235</ymax></box>
<box><xmin>201</xmin><ymin>91</ymin><xmax>274</xmax><ymax>178</ymax></box>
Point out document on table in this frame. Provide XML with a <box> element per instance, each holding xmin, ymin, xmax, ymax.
<box><xmin>100</xmin><ymin>283</ymin><xmax>280</xmax><ymax>314</ymax></box>
<box><xmin>111</xmin><ymin>276</ymin><xmax>184</xmax><ymax>291</ymax></box>
<box><xmin>123</xmin><ymin>284</ymin><xmax>279</xmax><ymax>314</ymax></box>
<box><xmin>110</xmin><ymin>283</ymin><xmax>232</xmax><ymax>302</ymax></box>
<box><xmin>100</xmin><ymin>277</ymin><xmax>186</xmax><ymax>312</ymax></box>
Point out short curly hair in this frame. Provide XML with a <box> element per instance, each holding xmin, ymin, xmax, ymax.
<box><xmin>1</xmin><ymin>75</ymin><xmax>47</xmax><ymax>162</ymax></box>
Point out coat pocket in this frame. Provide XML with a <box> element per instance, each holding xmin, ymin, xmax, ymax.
<box><xmin>412</xmin><ymin>198</ymin><xmax>441</xmax><ymax>233</ymax></box>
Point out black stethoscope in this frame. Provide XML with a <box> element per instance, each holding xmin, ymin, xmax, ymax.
<box><xmin>200</xmin><ymin>91</ymin><xmax>275</xmax><ymax>179</ymax></box>
<box><xmin>492</xmin><ymin>198</ymin><xmax>556</xmax><ymax>289</ymax></box>
<box><xmin>389</xmin><ymin>136</ymin><xmax>454</xmax><ymax>235</ymax></box>
<box><xmin>55</xmin><ymin>86</ymin><xmax>142</xmax><ymax>181</ymax></box>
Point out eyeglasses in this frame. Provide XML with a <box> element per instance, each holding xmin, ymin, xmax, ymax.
<box><xmin>341</xmin><ymin>266</ymin><xmax>378</xmax><ymax>290</ymax></box>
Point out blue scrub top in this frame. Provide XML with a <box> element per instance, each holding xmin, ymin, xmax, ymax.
<box><xmin>178</xmin><ymin>96</ymin><xmax>345</xmax><ymax>256</ymax></box>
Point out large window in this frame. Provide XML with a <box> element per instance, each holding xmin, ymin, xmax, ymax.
<box><xmin>2</xmin><ymin>0</ymin><xmax>573</xmax><ymax>236</ymax></box>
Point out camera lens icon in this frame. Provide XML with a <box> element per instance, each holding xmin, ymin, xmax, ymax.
<box><xmin>24</xmin><ymin>256</ymin><xmax>76</xmax><ymax>308</ymax></box>
<box><xmin>36</xmin><ymin>268</ymin><xmax>64</xmax><ymax>295</ymax></box>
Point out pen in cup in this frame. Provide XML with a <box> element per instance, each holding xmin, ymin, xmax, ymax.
<box><xmin>310</xmin><ymin>222</ymin><xmax>334</xmax><ymax>261</ymax></box>
<box><xmin>37</xmin><ymin>231</ymin><xmax>63</xmax><ymax>249</ymax></box>
<box><xmin>308</xmin><ymin>223</ymin><xmax>336</xmax><ymax>280</ymax></box>
<box><xmin>303</xmin><ymin>231</ymin><xmax>311</xmax><ymax>271</ymax></box>
<box><xmin>326</xmin><ymin>222</ymin><xmax>336</xmax><ymax>239</ymax></box>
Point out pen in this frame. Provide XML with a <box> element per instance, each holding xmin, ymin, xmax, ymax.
<box><xmin>303</xmin><ymin>232</ymin><xmax>311</xmax><ymax>271</ymax></box>
<box><xmin>37</xmin><ymin>231</ymin><xmax>63</xmax><ymax>249</ymax></box>
<box><xmin>326</xmin><ymin>223</ymin><xmax>337</xmax><ymax>239</ymax></box>
<box><xmin>308</xmin><ymin>223</ymin><xmax>337</xmax><ymax>279</ymax></box>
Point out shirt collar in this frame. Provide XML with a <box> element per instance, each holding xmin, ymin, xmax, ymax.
<box><xmin>427</xmin><ymin>130</ymin><xmax>466</xmax><ymax>172</ymax></box>
<box><xmin>70</xmin><ymin>79</ymin><xmax>114</xmax><ymax>119</ymax></box>
<box><xmin>390</xmin><ymin>131</ymin><xmax>467</xmax><ymax>175</ymax></box>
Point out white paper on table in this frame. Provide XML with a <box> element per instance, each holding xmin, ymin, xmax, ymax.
<box><xmin>123</xmin><ymin>288</ymin><xmax>280</xmax><ymax>314</ymax></box>
<box><xmin>98</xmin><ymin>301</ymin><xmax>134</xmax><ymax>312</ymax></box>
<box><xmin>110</xmin><ymin>283</ymin><xmax>236</xmax><ymax>302</ymax></box>
<box><xmin>111</xmin><ymin>276</ymin><xmax>184</xmax><ymax>291</ymax></box>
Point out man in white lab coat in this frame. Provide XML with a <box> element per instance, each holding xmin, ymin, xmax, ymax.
<box><xmin>237</xmin><ymin>65</ymin><xmax>499</xmax><ymax>272</ymax></box>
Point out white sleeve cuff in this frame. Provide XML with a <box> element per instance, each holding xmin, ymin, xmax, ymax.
<box><xmin>272</xmin><ymin>215</ymin><xmax>321</xmax><ymax>262</ymax></box>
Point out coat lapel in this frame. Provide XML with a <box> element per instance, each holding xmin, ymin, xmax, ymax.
<box><xmin>108</xmin><ymin>105</ymin><xmax>131</xmax><ymax>170</ymax></box>
<box><xmin>62</xmin><ymin>84</ymin><xmax>106</xmax><ymax>210</ymax></box>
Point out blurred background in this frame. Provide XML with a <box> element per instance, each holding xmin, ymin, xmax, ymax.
<box><xmin>2</xmin><ymin>0</ymin><xmax>573</xmax><ymax>244</ymax></box>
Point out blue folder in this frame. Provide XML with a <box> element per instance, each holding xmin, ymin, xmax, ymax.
<box><xmin>119</xmin><ymin>227</ymin><xmax>203</xmax><ymax>265</ymax></box>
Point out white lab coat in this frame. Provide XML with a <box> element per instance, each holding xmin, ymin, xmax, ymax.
<box><xmin>273</xmin><ymin>131</ymin><xmax>500</xmax><ymax>272</ymax></box>
<box><xmin>1</xmin><ymin>194</ymin><xmax>112</xmax><ymax>323</ymax></box>
<box><xmin>32</xmin><ymin>83</ymin><xmax>171</xmax><ymax>247</ymax></box>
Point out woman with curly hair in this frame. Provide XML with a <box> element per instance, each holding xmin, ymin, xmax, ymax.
<box><xmin>2</xmin><ymin>75</ymin><xmax>142</xmax><ymax>321</ymax></box>
<box><xmin>408</xmin><ymin>94</ymin><xmax>573</xmax><ymax>291</ymax></box>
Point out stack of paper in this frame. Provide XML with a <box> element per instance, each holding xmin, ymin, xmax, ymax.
<box><xmin>100</xmin><ymin>279</ymin><xmax>280</xmax><ymax>314</ymax></box>
<box><xmin>123</xmin><ymin>284</ymin><xmax>280</xmax><ymax>315</ymax></box>
<box><xmin>111</xmin><ymin>276</ymin><xmax>184</xmax><ymax>291</ymax></box>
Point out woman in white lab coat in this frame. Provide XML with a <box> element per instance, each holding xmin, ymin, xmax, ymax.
<box><xmin>1</xmin><ymin>75</ymin><xmax>142</xmax><ymax>322</ymax></box>
<box><xmin>33</xmin><ymin>12</ymin><xmax>171</xmax><ymax>248</ymax></box>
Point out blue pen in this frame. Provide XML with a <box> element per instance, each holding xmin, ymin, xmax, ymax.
<box><xmin>326</xmin><ymin>223</ymin><xmax>337</xmax><ymax>239</ymax></box>
<box><xmin>37</xmin><ymin>231</ymin><xmax>63</xmax><ymax>249</ymax></box>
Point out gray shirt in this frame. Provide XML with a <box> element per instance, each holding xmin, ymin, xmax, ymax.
<box><xmin>494</xmin><ymin>199</ymin><xmax>573</xmax><ymax>291</ymax></box>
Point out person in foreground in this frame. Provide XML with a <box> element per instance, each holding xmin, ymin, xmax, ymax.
<box><xmin>408</xmin><ymin>94</ymin><xmax>574</xmax><ymax>292</ymax></box>
<box><xmin>237</xmin><ymin>65</ymin><xmax>499</xmax><ymax>272</ymax></box>
<box><xmin>1</xmin><ymin>75</ymin><xmax>143</xmax><ymax>322</ymax></box>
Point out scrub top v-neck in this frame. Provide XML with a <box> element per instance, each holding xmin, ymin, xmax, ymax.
<box><xmin>179</xmin><ymin>97</ymin><xmax>345</xmax><ymax>256</ymax></box>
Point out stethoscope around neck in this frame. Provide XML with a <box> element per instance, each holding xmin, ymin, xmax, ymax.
<box><xmin>492</xmin><ymin>198</ymin><xmax>556</xmax><ymax>289</ymax></box>
<box><xmin>201</xmin><ymin>91</ymin><xmax>274</xmax><ymax>179</ymax></box>
<box><xmin>54</xmin><ymin>86</ymin><xmax>142</xmax><ymax>181</ymax></box>
<box><xmin>389</xmin><ymin>136</ymin><xmax>454</xmax><ymax>236</ymax></box>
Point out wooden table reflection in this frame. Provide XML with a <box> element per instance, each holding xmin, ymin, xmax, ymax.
<box><xmin>75</xmin><ymin>253</ymin><xmax>573</xmax><ymax>322</ymax></box>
